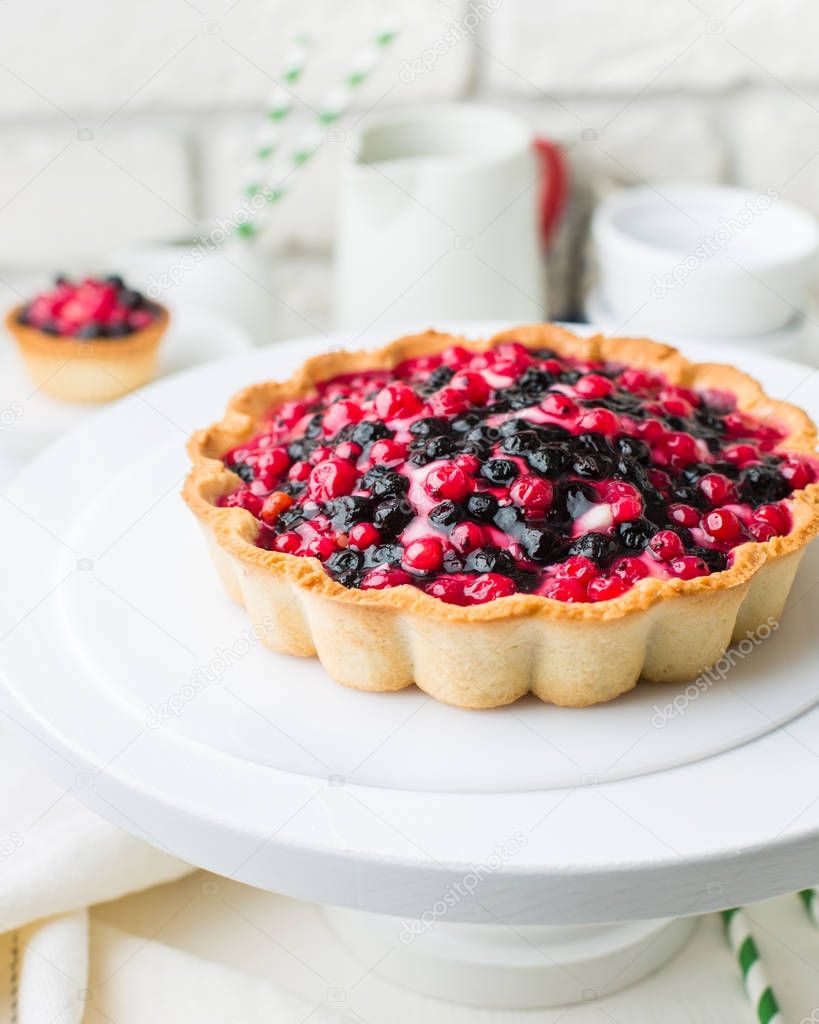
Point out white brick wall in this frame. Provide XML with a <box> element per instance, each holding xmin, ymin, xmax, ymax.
<box><xmin>0</xmin><ymin>0</ymin><xmax>818</xmax><ymax>313</ymax></box>
<box><xmin>484</xmin><ymin>0</ymin><xmax>819</xmax><ymax>95</ymax></box>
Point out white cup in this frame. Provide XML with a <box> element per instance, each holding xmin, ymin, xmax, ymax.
<box><xmin>334</xmin><ymin>104</ymin><xmax>545</xmax><ymax>330</ymax></box>
<box><xmin>592</xmin><ymin>183</ymin><xmax>819</xmax><ymax>340</ymax></box>
<box><xmin>110</xmin><ymin>240</ymin><xmax>282</xmax><ymax>345</ymax></box>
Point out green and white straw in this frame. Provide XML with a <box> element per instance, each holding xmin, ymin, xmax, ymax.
<box><xmin>799</xmin><ymin>888</ymin><xmax>819</xmax><ymax>927</ymax></box>
<box><xmin>722</xmin><ymin>908</ymin><xmax>783</xmax><ymax>1024</ymax></box>
<box><xmin>237</xmin><ymin>18</ymin><xmax>399</xmax><ymax>239</ymax></box>
<box><xmin>241</xmin><ymin>35</ymin><xmax>311</xmax><ymax>197</ymax></box>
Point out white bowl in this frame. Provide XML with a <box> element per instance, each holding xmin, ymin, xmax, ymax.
<box><xmin>592</xmin><ymin>183</ymin><xmax>819</xmax><ymax>339</ymax></box>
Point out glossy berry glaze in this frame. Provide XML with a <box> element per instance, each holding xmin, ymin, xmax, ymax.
<box><xmin>18</xmin><ymin>275</ymin><xmax>159</xmax><ymax>339</ymax></box>
<box><xmin>218</xmin><ymin>341</ymin><xmax>817</xmax><ymax>605</ymax></box>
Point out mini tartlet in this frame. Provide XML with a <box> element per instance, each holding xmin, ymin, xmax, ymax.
<box><xmin>183</xmin><ymin>325</ymin><xmax>819</xmax><ymax>708</ymax></box>
<box><xmin>7</xmin><ymin>275</ymin><xmax>169</xmax><ymax>402</ymax></box>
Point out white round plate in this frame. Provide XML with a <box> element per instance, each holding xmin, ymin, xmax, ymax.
<box><xmin>2</xmin><ymin>323</ymin><xmax>819</xmax><ymax>925</ymax></box>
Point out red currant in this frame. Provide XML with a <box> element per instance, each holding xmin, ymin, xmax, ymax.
<box><xmin>462</xmin><ymin>573</ymin><xmax>516</xmax><ymax>604</ymax></box>
<box><xmin>403</xmin><ymin>537</ymin><xmax>444</xmax><ymax>573</ymax></box>
<box><xmin>348</xmin><ymin>522</ymin><xmax>381</xmax><ymax>550</ymax></box>
<box><xmin>587</xmin><ymin>575</ymin><xmax>630</xmax><ymax>601</ymax></box>
<box><xmin>669</xmin><ymin>555</ymin><xmax>710</xmax><ymax>580</ymax></box>
<box><xmin>307</xmin><ymin>458</ymin><xmax>357</xmax><ymax>501</ymax></box>
<box><xmin>375</xmin><ymin>383</ymin><xmax>421</xmax><ymax>420</ymax></box>
<box><xmin>360</xmin><ymin>567</ymin><xmax>412</xmax><ymax>589</ymax></box>
<box><xmin>698</xmin><ymin>473</ymin><xmax>736</xmax><ymax>506</ymax></box>
<box><xmin>648</xmin><ymin>530</ymin><xmax>685</xmax><ymax>561</ymax></box>
<box><xmin>425</xmin><ymin>463</ymin><xmax>471</xmax><ymax>502</ymax></box>
<box><xmin>702</xmin><ymin>508</ymin><xmax>741</xmax><ymax>542</ymax></box>
<box><xmin>510</xmin><ymin>475</ymin><xmax>553</xmax><ymax>512</ymax></box>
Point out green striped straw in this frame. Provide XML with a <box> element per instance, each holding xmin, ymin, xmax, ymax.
<box><xmin>799</xmin><ymin>888</ymin><xmax>819</xmax><ymax>926</ymax></box>
<box><xmin>237</xmin><ymin>18</ymin><xmax>399</xmax><ymax>240</ymax></box>
<box><xmin>722</xmin><ymin>909</ymin><xmax>783</xmax><ymax>1024</ymax></box>
<box><xmin>241</xmin><ymin>35</ymin><xmax>311</xmax><ymax>198</ymax></box>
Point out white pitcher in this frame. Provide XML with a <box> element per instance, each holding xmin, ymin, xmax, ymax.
<box><xmin>334</xmin><ymin>104</ymin><xmax>546</xmax><ymax>330</ymax></box>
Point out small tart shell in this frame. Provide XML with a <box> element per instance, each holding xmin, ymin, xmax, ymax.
<box><xmin>183</xmin><ymin>324</ymin><xmax>819</xmax><ymax>708</ymax></box>
<box><xmin>6</xmin><ymin>304</ymin><xmax>169</xmax><ymax>403</ymax></box>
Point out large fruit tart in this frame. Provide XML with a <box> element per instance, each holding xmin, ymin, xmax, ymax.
<box><xmin>183</xmin><ymin>325</ymin><xmax>819</xmax><ymax>708</ymax></box>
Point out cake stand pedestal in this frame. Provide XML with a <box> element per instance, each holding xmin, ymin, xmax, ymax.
<box><xmin>324</xmin><ymin>908</ymin><xmax>697</xmax><ymax>1007</ymax></box>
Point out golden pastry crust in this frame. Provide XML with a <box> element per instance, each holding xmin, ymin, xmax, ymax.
<box><xmin>6</xmin><ymin>304</ymin><xmax>169</xmax><ymax>402</ymax></box>
<box><xmin>183</xmin><ymin>324</ymin><xmax>819</xmax><ymax>708</ymax></box>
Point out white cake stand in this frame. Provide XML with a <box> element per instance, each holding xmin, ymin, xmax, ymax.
<box><xmin>2</xmin><ymin>325</ymin><xmax>819</xmax><ymax>1008</ymax></box>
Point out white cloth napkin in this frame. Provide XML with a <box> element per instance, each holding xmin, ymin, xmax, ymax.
<box><xmin>0</xmin><ymin>728</ymin><xmax>190</xmax><ymax>1022</ymax></box>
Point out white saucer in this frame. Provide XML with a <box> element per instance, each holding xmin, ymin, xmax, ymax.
<box><xmin>1</xmin><ymin>324</ymin><xmax>819</xmax><ymax>926</ymax></box>
<box><xmin>584</xmin><ymin>285</ymin><xmax>818</xmax><ymax>361</ymax></box>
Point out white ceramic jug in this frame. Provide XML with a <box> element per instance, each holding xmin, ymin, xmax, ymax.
<box><xmin>334</xmin><ymin>104</ymin><xmax>546</xmax><ymax>330</ymax></box>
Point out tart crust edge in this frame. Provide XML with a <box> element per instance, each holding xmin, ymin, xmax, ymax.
<box><xmin>182</xmin><ymin>324</ymin><xmax>819</xmax><ymax>708</ymax></box>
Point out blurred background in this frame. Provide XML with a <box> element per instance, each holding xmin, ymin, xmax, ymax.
<box><xmin>2</xmin><ymin>0</ymin><xmax>819</xmax><ymax>361</ymax></box>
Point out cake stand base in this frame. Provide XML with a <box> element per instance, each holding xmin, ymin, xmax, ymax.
<box><xmin>325</xmin><ymin>906</ymin><xmax>698</xmax><ymax>1008</ymax></box>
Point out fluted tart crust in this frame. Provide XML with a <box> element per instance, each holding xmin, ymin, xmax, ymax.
<box><xmin>183</xmin><ymin>325</ymin><xmax>819</xmax><ymax>708</ymax></box>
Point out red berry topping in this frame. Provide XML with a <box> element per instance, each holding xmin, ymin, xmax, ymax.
<box><xmin>587</xmin><ymin>575</ymin><xmax>630</xmax><ymax>602</ymax></box>
<box><xmin>577</xmin><ymin>408</ymin><xmax>619</xmax><ymax>435</ymax></box>
<box><xmin>425</xmin><ymin>463</ymin><xmax>471</xmax><ymax>501</ymax></box>
<box><xmin>540</xmin><ymin>393</ymin><xmax>577</xmax><ymax>419</ymax></box>
<box><xmin>454</xmin><ymin>453</ymin><xmax>481</xmax><ymax>475</ymax></box>
<box><xmin>612</xmin><ymin>556</ymin><xmax>650</xmax><ymax>583</ymax></box>
<box><xmin>662</xmin><ymin>431</ymin><xmax>700</xmax><ymax>468</ymax></box>
<box><xmin>723</xmin><ymin>444</ymin><xmax>758</xmax><ymax>466</ymax></box>
<box><xmin>323</xmin><ymin>400</ymin><xmax>363</xmax><ymax>434</ymax></box>
<box><xmin>451</xmin><ymin>371</ymin><xmax>490</xmax><ymax>405</ymax></box>
<box><xmin>215</xmin><ymin>339</ymin><xmax>812</xmax><ymax>606</ymax></box>
<box><xmin>360</xmin><ymin>567</ymin><xmax>413</xmax><ymax>589</ymax></box>
<box><xmin>20</xmin><ymin>275</ymin><xmax>157</xmax><ymax>338</ymax></box>
<box><xmin>309</xmin><ymin>445</ymin><xmax>333</xmax><ymax>465</ymax></box>
<box><xmin>429</xmin><ymin>387</ymin><xmax>470</xmax><ymax>417</ymax></box>
<box><xmin>334</xmin><ymin>441</ymin><xmax>363</xmax><ymax>461</ymax></box>
<box><xmin>753</xmin><ymin>503</ymin><xmax>790</xmax><ymax>535</ymax></box>
<box><xmin>748</xmin><ymin>521</ymin><xmax>775</xmax><ymax>542</ymax></box>
<box><xmin>669</xmin><ymin>555</ymin><xmax>710</xmax><ymax>580</ymax></box>
<box><xmin>273</xmin><ymin>531</ymin><xmax>302</xmax><ymax>553</ymax></box>
<box><xmin>424</xmin><ymin>575</ymin><xmax>470</xmax><ymax>605</ymax></box>
<box><xmin>668</xmin><ymin>503</ymin><xmax>700</xmax><ymax>527</ymax></box>
<box><xmin>606</xmin><ymin>481</ymin><xmax>642</xmax><ymax>522</ymax></box>
<box><xmin>540</xmin><ymin>576</ymin><xmax>588</xmax><ymax>602</ymax></box>
<box><xmin>375</xmin><ymin>383</ymin><xmax>422</xmax><ymax>420</ymax></box>
<box><xmin>303</xmin><ymin>534</ymin><xmax>336</xmax><ymax>560</ymax></box>
<box><xmin>463</xmin><ymin>573</ymin><xmax>516</xmax><ymax>604</ymax></box>
<box><xmin>698</xmin><ymin>472</ymin><xmax>737</xmax><ymax>506</ymax></box>
<box><xmin>575</xmin><ymin>373</ymin><xmax>614</xmax><ymax>399</ymax></box>
<box><xmin>510</xmin><ymin>475</ymin><xmax>553</xmax><ymax>512</ymax></box>
<box><xmin>648</xmin><ymin>530</ymin><xmax>685</xmax><ymax>561</ymax></box>
<box><xmin>348</xmin><ymin>522</ymin><xmax>380</xmax><ymax>549</ymax></box>
<box><xmin>450</xmin><ymin>521</ymin><xmax>486</xmax><ymax>554</ymax></box>
<box><xmin>702</xmin><ymin>508</ymin><xmax>742</xmax><ymax>542</ymax></box>
<box><xmin>781</xmin><ymin>457</ymin><xmax>813</xmax><ymax>490</ymax></box>
<box><xmin>222</xmin><ymin>488</ymin><xmax>263</xmax><ymax>516</ymax></box>
<box><xmin>403</xmin><ymin>537</ymin><xmax>444</xmax><ymax>573</ymax></box>
<box><xmin>369</xmin><ymin>439</ymin><xmax>407</xmax><ymax>466</ymax></box>
<box><xmin>307</xmin><ymin>458</ymin><xmax>357</xmax><ymax>500</ymax></box>
<box><xmin>254</xmin><ymin>447</ymin><xmax>290</xmax><ymax>490</ymax></box>
<box><xmin>558</xmin><ymin>556</ymin><xmax>598</xmax><ymax>582</ymax></box>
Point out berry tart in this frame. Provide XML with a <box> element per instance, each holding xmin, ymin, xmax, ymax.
<box><xmin>183</xmin><ymin>325</ymin><xmax>819</xmax><ymax>708</ymax></box>
<box><xmin>6</xmin><ymin>275</ymin><xmax>169</xmax><ymax>402</ymax></box>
